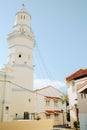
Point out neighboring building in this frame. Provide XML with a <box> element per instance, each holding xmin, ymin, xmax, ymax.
<box><xmin>0</xmin><ymin>5</ymin><xmax>66</xmax><ymax>126</ymax></box>
<box><xmin>34</xmin><ymin>86</ymin><xmax>66</xmax><ymax>126</ymax></box>
<box><xmin>66</xmin><ymin>68</ymin><xmax>87</xmax><ymax>130</ymax></box>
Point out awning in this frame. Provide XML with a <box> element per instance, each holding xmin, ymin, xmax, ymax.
<box><xmin>45</xmin><ymin>110</ymin><xmax>61</xmax><ymax>115</ymax></box>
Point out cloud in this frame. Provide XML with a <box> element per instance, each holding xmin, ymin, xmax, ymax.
<box><xmin>33</xmin><ymin>78</ymin><xmax>66</xmax><ymax>90</ymax></box>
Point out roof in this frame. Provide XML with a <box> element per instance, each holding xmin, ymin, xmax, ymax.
<box><xmin>45</xmin><ymin>96</ymin><xmax>60</xmax><ymax>99</ymax></box>
<box><xmin>77</xmin><ymin>81</ymin><xmax>87</xmax><ymax>91</ymax></box>
<box><xmin>45</xmin><ymin>110</ymin><xmax>61</xmax><ymax>114</ymax></box>
<box><xmin>34</xmin><ymin>85</ymin><xmax>63</xmax><ymax>93</ymax></box>
<box><xmin>77</xmin><ymin>81</ymin><xmax>87</xmax><ymax>93</ymax></box>
<box><xmin>34</xmin><ymin>86</ymin><xmax>51</xmax><ymax>92</ymax></box>
<box><xmin>66</xmin><ymin>68</ymin><xmax>87</xmax><ymax>81</ymax></box>
<box><xmin>16</xmin><ymin>4</ymin><xmax>30</xmax><ymax>16</ymax></box>
<box><xmin>34</xmin><ymin>85</ymin><xmax>63</xmax><ymax>98</ymax></box>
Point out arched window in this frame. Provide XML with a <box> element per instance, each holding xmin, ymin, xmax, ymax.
<box><xmin>24</xmin><ymin>15</ymin><xmax>25</xmax><ymax>19</ymax></box>
<box><xmin>21</xmin><ymin>15</ymin><xmax>22</xmax><ymax>19</ymax></box>
<box><xmin>19</xmin><ymin>54</ymin><xmax>21</xmax><ymax>58</ymax></box>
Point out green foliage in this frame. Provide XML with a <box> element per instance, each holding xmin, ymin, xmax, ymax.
<box><xmin>73</xmin><ymin>121</ymin><xmax>78</xmax><ymax>128</ymax></box>
<box><xmin>61</xmin><ymin>94</ymin><xmax>68</xmax><ymax>104</ymax></box>
<box><xmin>36</xmin><ymin>116</ymin><xmax>41</xmax><ymax>120</ymax></box>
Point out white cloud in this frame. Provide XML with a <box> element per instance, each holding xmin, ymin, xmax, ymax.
<box><xmin>33</xmin><ymin>78</ymin><xmax>66</xmax><ymax>90</ymax></box>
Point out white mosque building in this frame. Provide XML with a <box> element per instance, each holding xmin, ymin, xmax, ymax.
<box><xmin>0</xmin><ymin>5</ymin><xmax>66</xmax><ymax>125</ymax></box>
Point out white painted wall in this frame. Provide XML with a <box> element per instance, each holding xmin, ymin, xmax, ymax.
<box><xmin>79</xmin><ymin>114</ymin><xmax>87</xmax><ymax>130</ymax></box>
<box><xmin>34</xmin><ymin>86</ymin><xmax>66</xmax><ymax>114</ymax></box>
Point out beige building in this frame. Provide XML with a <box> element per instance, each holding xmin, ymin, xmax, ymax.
<box><xmin>66</xmin><ymin>68</ymin><xmax>87</xmax><ymax>130</ymax></box>
<box><xmin>34</xmin><ymin>85</ymin><xmax>66</xmax><ymax>126</ymax></box>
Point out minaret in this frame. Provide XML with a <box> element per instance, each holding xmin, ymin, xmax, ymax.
<box><xmin>7</xmin><ymin>5</ymin><xmax>35</xmax><ymax>90</ymax></box>
<box><xmin>0</xmin><ymin>5</ymin><xmax>35</xmax><ymax>122</ymax></box>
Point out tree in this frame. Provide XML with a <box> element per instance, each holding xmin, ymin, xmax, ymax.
<box><xmin>61</xmin><ymin>94</ymin><xmax>70</xmax><ymax>126</ymax></box>
<box><xmin>73</xmin><ymin>121</ymin><xmax>78</xmax><ymax>130</ymax></box>
<box><xmin>61</xmin><ymin>94</ymin><xmax>68</xmax><ymax>105</ymax></box>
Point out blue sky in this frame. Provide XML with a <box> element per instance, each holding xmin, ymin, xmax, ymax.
<box><xmin>0</xmin><ymin>0</ymin><xmax>87</xmax><ymax>92</ymax></box>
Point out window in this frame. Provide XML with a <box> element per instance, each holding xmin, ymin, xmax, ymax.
<box><xmin>19</xmin><ymin>54</ymin><xmax>21</xmax><ymax>58</ymax></box>
<box><xmin>81</xmin><ymin>93</ymin><xmax>83</xmax><ymax>99</ymax></box>
<box><xmin>5</xmin><ymin>106</ymin><xmax>9</xmax><ymax>110</ymax></box>
<box><xmin>46</xmin><ymin>100</ymin><xmax>50</xmax><ymax>106</ymax></box>
<box><xmin>46</xmin><ymin>114</ymin><xmax>50</xmax><ymax>119</ymax></box>
<box><xmin>54</xmin><ymin>114</ymin><xmax>58</xmax><ymax>120</ymax></box>
<box><xmin>44</xmin><ymin>97</ymin><xmax>50</xmax><ymax>106</ymax></box>
<box><xmin>84</xmin><ymin>93</ymin><xmax>86</xmax><ymax>98</ymax></box>
<box><xmin>28</xmin><ymin>98</ymin><xmax>31</xmax><ymax>102</ymax></box>
<box><xmin>54</xmin><ymin>99</ymin><xmax>58</xmax><ymax>107</ymax></box>
<box><xmin>21</xmin><ymin>15</ymin><xmax>22</xmax><ymax>19</ymax></box>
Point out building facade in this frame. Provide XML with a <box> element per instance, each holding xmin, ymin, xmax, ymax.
<box><xmin>34</xmin><ymin>86</ymin><xmax>66</xmax><ymax>126</ymax></box>
<box><xmin>66</xmin><ymin>68</ymin><xmax>87</xmax><ymax>130</ymax></box>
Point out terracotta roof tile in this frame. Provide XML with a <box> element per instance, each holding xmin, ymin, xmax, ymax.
<box><xmin>45</xmin><ymin>96</ymin><xmax>60</xmax><ymax>99</ymax></box>
<box><xmin>66</xmin><ymin>68</ymin><xmax>87</xmax><ymax>81</ymax></box>
<box><xmin>45</xmin><ymin>110</ymin><xmax>61</xmax><ymax>113</ymax></box>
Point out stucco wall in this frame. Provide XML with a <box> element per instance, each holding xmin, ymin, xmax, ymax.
<box><xmin>79</xmin><ymin>113</ymin><xmax>87</xmax><ymax>130</ymax></box>
<box><xmin>78</xmin><ymin>93</ymin><xmax>87</xmax><ymax>113</ymax></box>
<box><xmin>0</xmin><ymin>119</ymin><xmax>53</xmax><ymax>130</ymax></box>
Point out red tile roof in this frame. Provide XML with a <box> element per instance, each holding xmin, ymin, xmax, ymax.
<box><xmin>45</xmin><ymin>96</ymin><xmax>60</xmax><ymax>99</ymax></box>
<box><xmin>66</xmin><ymin>68</ymin><xmax>87</xmax><ymax>81</ymax></box>
<box><xmin>45</xmin><ymin>110</ymin><xmax>61</xmax><ymax>113</ymax></box>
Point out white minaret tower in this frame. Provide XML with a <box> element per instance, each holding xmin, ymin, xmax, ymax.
<box><xmin>0</xmin><ymin>5</ymin><xmax>35</xmax><ymax>122</ymax></box>
<box><xmin>5</xmin><ymin>5</ymin><xmax>36</xmax><ymax>120</ymax></box>
<box><xmin>7</xmin><ymin>5</ymin><xmax>35</xmax><ymax>90</ymax></box>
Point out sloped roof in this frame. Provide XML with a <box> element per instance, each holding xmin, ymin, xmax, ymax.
<box><xmin>34</xmin><ymin>85</ymin><xmax>64</xmax><ymax>95</ymax></box>
<box><xmin>77</xmin><ymin>80</ymin><xmax>87</xmax><ymax>93</ymax></box>
<box><xmin>34</xmin><ymin>85</ymin><xmax>63</xmax><ymax>98</ymax></box>
<box><xmin>77</xmin><ymin>81</ymin><xmax>87</xmax><ymax>91</ymax></box>
<box><xmin>45</xmin><ymin>96</ymin><xmax>60</xmax><ymax>99</ymax></box>
<box><xmin>34</xmin><ymin>85</ymin><xmax>51</xmax><ymax>92</ymax></box>
<box><xmin>66</xmin><ymin>68</ymin><xmax>87</xmax><ymax>81</ymax></box>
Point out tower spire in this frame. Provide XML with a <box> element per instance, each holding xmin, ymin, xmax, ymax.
<box><xmin>22</xmin><ymin>3</ymin><xmax>25</xmax><ymax>7</ymax></box>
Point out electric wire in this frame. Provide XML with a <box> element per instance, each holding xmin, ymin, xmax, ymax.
<box><xmin>9</xmin><ymin>80</ymin><xmax>55</xmax><ymax>97</ymax></box>
<box><xmin>34</xmin><ymin>43</ymin><xmax>51</xmax><ymax>86</ymax></box>
<box><xmin>18</xmin><ymin>0</ymin><xmax>63</xmax><ymax>90</ymax></box>
<box><xmin>34</xmin><ymin>43</ymin><xmax>65</xmax><ymax>91</ymax></box>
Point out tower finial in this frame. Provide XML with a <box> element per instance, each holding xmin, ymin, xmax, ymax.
<box><xmin>22</xmin><ymin>4</ymin><xmax>25</xmax><ymax>7</ymax></box>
